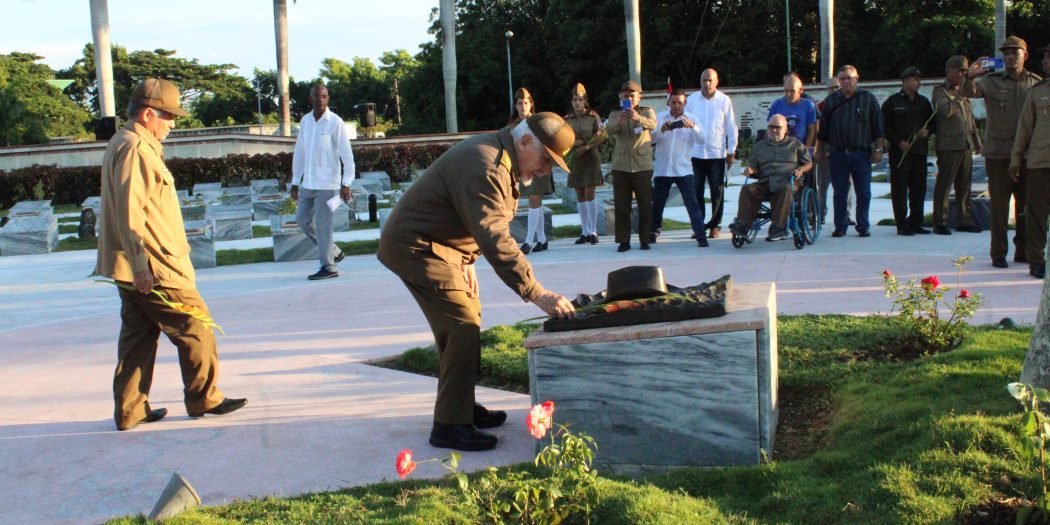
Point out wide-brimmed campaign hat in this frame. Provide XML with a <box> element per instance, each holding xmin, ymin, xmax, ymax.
<box><xmin>526</xmin><ymin>112</ymin><xmax>575</xmax><ymax>173</ymax></box>
<box><xmin>131</xmin><ymin>78</ymin><xmax>188</xmax><ymax>117</ymax></box>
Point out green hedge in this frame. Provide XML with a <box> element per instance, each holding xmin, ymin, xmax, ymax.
<box><xmin>0</xmin><ymin>142</ymin><xmax>454</xmax><ymax>208</ymax></box>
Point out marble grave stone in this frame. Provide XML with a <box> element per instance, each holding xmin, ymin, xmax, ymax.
<box><xmin>250</xmin><ymin>178</ymin><xmax>281</xmax><ymax>196</ymax></box>
<box><xmin>192</xmin><ymin>182</ymin><xmax>222</xmax><ymax>204</ymax></box>
<box><xmin>183</xmin><ymin>220</ymin><xmax>216</xmax><ymax>269</ymax></box>
<box><xmin>252</xmin><ymin>194</ymin><xmax>285</xmax><ymax>220</ymax></box>
<box><xmin>270</xmin><ymin>215</ymin><xmax>318</xmax><ymax>262</ymax></box>
<box><xmin>360</xmin><ymin>171</ymin><xmax>392</xmax><ymax>191</ymax></box>
<box><xmin>220</xmin><ymin>186</ymin><xmax>252</xmax><ymax>205</ymax></box>
<box><xmin>0</xmin><ymin>204</ymin><xmax>58</xmax><ymax>256</ymax></box>
<box><xmin>205</xmin><ymin>204</ymin><xmax>253</xmax><ymax>241</ymax></box>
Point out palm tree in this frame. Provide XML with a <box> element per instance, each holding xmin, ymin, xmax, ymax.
<box><xmin>994</xmin><ymin>0</ymin><xmax>1006</xmax><ymax>56</ymax></box>
<box><xmin>440</xmin><ymin>0</ymin><xmax>458</xmax><ymax>132</ymax></box>
<box><xmin>624</xmin><ymin>0</ymin><xmax>641</xmax><ymax>85</ymax></box>
<box><xmin>89</xmin><ymin>0</ymin><xmax>115</xmax><ymax>118</ymax></box>
<box><xmin>818</xmin><ymin>0</ymin><xmax>834</xmax><ymax>82</ymax></box>
<box><xmin>274</xmin><ymin>0</ymin><xmax>291</xmax><ymax>136</ymax></box>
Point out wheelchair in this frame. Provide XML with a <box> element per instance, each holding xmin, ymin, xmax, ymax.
<box><xmin>730</xmin><ymin>172</ymin><xmax>822</xmax><ymax>250</ymax></box>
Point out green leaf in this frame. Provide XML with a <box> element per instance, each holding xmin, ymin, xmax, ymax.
<box><xmin>456</xmin><ymin>472</ymin><xmax>468</xmax><ymax>492</ymax></box>
<box><xmin>449</xmin><ymin>451</ymin><xmax>460</xmax><ymax>469</ymax></box>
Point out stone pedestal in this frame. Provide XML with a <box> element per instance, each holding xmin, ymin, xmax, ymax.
<box><xmin>252</xmin><ymin>194</ymin><xmax>285</xmax><ymax>220</ymax></box>
<box><xmin>192</xmin><ymin>182</ymin><xmax>222</xmax><ymax>204</ymax></box>
<box><xmin>0</xmin><ymin>205</ymin><xmax>58</xmax><ymax>256</ymax></box>
<box><xmin>360</xmin><ymin>171</ymin><xmax>392</xmax><ymax>191</ymax></box>
<box><xmin>948</xmin><ymin>196</ymin><xmax>991</xmax><ymax>231</ymax></box>
<box><xmin>270</xmin><ymin>215</ymin><xmax>318</xmax><ymax>262</ymax></box>
<box><xmin>510</xmin><ymin>206</ymin><xmax>553</xmax><ymax>243</ymax></box>
<box><xmin>250</xmin><ymin>178</ymin><xmax>281</xmax><ymax>197</ymax></box>
<box><xmin>220</xmin><ymin>186</ymin><xmax>252</xmax><ymax>205</ymax></box>
<box><xmin>524</xmin><ymin>282</ymin><xmax>778</xmax><ymax>476</ymax></box>
<box><xmin>183</xmin><ymin>220</ymin><xmax>216</xmax><ymax>269</ymax></box>
<box><xmin>205</xmin><ymin>204</ymin><xmax>252</xmax><ymax>241</ymax></box>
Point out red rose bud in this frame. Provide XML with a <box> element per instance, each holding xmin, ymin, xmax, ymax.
<box><xmin>958</xmin><ymin>289</ymin><xmax>971</xmax><ymax>299</ymax></box>
<box><xmin>921</xmin><ymin>275</ymin><xmax>940</xmax><ymax>288</ymax></box>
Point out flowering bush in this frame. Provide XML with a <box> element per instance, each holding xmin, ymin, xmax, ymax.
<box><xmin>881</xmin><ymin>256</ymin><xmax>983</xmax><ymax>352</ymax></box>
<box><xmin>397</xmin><ymin>400</ymin><xmax>600</xmax><ymax>524</ymax></box>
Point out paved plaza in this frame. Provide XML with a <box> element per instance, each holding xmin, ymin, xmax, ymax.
<box><xmin>0</xmin><ymin>182</ymin><xmax>1043</xmax><ymax>524</ymax></box>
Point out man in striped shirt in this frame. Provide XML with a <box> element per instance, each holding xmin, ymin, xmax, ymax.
<box><xmin>815</xmin><ymin>65</ymin><xmax>885</xmax><ymax>238</ymax></box>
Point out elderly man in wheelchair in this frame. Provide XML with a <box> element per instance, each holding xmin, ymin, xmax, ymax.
<box><xmin>728</xmin><ymin>114</ymin><xmax>817</xmax><ymax>248</ymax></box>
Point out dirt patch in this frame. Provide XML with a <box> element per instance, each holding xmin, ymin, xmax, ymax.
<box><xmin>957</xmin><ymin>496</ymin><xmax>1029</xmax><ymax>525</ymax></box>
<box><xmin>839</xmin><ymin>332</ymin><xmax>960</xmax><ymax>364</ymax></box>
<box><xmin>774</xmin><ymin>384</ymin><xmax>833</xmax><ymax>461</ymax></box>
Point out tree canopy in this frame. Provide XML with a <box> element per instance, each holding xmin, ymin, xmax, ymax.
<box><xmin>0</xmin><ymin>53</ymin><xmax>91</xmax><ymax>146</ymax></box>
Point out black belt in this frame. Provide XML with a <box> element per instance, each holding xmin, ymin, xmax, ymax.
<box><xmin>832</xmin><ymin>147</ymin><xmax>871</xmax><ymax>154</ymax></box>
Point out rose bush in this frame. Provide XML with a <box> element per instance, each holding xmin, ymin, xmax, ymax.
<box><xmin>881</xmin><ymin>256</ymin><xmax>983</xmax><ymax>352</ymax></box>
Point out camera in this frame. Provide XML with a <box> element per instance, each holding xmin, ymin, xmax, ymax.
<box><xmin>981</xmin><ymin>57</ymin><xmax>1004</xmax><ymax>72</ymax></box>
<box><xmin>667</xmin><ymin>120</ymin><xmax>685</xmax><ymax>130</ymax></box>
<box><xmin>621</xmin><ymin>99</ymin><xmax>632</xmax><ymax>111</ymax></box>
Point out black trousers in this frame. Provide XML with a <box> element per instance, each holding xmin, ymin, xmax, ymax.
<box><xmin>691</xmin><ymin>158</ymin><xmax>726</xmax><ymax>228</ymax></box>
<box><xmin>889</xmin><ymin>153</ymin><xmax>928</xmax><ymax>231</ymax></box>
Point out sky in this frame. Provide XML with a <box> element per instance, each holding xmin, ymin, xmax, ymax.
<box><xmin>2</xmin><ymin>0</ymin><xmax>439</xmax><ymax>80</ymax></box>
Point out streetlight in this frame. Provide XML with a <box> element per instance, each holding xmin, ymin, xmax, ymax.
<box><xmin>254</xmin><ymin>78</ymin><xmax>264</xmax><ymax>134</ymax></box>
<box><xmin>505</xmin><ymin>30</ymin><xmax>514</xmax><ymax>114</ymax></box>
<box><xmin>784</xmin><ymin>0</ymin><xmax>793</xmax><ymax>72</ymax></box>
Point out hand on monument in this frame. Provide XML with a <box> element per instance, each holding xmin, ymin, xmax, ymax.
<box><xmin>133</xmin><ymin>270</ymin><xmax>154</xmax><ymax>294</ymax></box>
<box><xmin>532</xmin><ymin>291</ymin><xmax>575</xmax><ymax>319</ymax></box>
<box><xmin>290</xmin><ymin>185</ymin><xmax>299</xmax><ymax>201</ymax></box>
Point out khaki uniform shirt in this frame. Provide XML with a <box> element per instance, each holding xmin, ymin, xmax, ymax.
<box><xmin>748</xmin><ymin>137</ymin><xmax>812</xmax><ymax>193</ymax></box>
<box><xmin>564</xmin><ymin>111</ymin><xmax>605</xmax><ymax>175</ymax></box>
<box><xmin>962</xmin><ymin>69</ymin><xmax>1043</xmax><ymax>158</ymax></box>
<box><xmin>606</xmin><ymin>105</ymin><xmax>657</xmax><ymax>172</ymax></box>
<box><xmin>96</xmin><ymin>122</ymin><xmax>195</xmax><ymax>289</ymax></box>
<box><xmin>377</xmin><ymin>128</ymin><xmax>545</xmax><ymax>302</ymax></box>
<box><xmin>932</xmin><ymin>82</ymin><xmax>981</xmax><ymax>152</ymax></box>
<box><xmin>1011</xmin><ymin>80</ymin><xmax>1050</xmax><ymax>170</ymax></box>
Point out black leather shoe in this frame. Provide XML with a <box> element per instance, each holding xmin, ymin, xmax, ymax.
<box><xmin>831</xmin><ymin>228</ymin><xmax>846</xmax><ymax>238</ymax></box>
<box><xmin>913</xmin><ymin>227</ymin><xmax>931</xmax><ymax>234</ymax></box>
<box><xmin>617</xmin><ymin>243</ymin><xmax>631</xmax><ymax>252</ymax></box>
<box><xmin>473</xmin><ymin>403</ymin><xmax>507</xmax><ymax>429</ymax></box>
<box><xmin>697</xmin><ymin>236</ymin><xmax>709</xmax><ymax>247</ymax></box>
<box><xmin>857</xmin><ymin>229</ymin><xmax>871</xmax><ymax>238</ymax></box>
<box><xmin>588</xmin><ymin>234</ymin><xmax>599</xmax><ymax>245</ymax></box>
<box><xmin>1015</xmin><ymin>253</ymin><xmax>1028</xmax><ymax>263</ymax></box>
<box><xmin>897</xmin><ymin>227</ymin><xmax>914</xmax><ymax>236</ymax></box>
<box><xmin>1031</xmin><ymin>265</ymin><xmax>1046</xmax><ymax>280</ymax></box>
<box><xmin>575</xmin><ymin>235</ymin><xmax>588</xmax><ymax>245</ymax></box>
<box><xmin>640</xmin><ymin>242</ymin><xmax>651</xmax><ymax>250</ymax></box>
<box><xmin>532</xmin><ymin>241</ymin><xmax>548</xmax><ymax>252</ymax></box>
<box><xmin>933</xmin><ymin>226</ymin><xmax>952</xmax><ymax>235</ymax></box>
<box><xmin>190</xmin><ymin>397</ymin><xmax>247</xmax><ymax>418</ymax></box>
<box><xmin>308</xmin><ymin>268</ymin><xmax>339</xmax><ymax>280</ymax></box>
<box><xmin>956</xmin><ymin>224</ymin><xmax>982</xmax><ymax>233</ymax></box>
<box><xmin>520</xmin><ymin>242</ymin><xmax>531</xmax><ymax>254</ymax></box>
<box><xmin>649</xmin><ymin>231</ymin><xmax>659</xmax><ymax>243</ymax></box>
<box><xmin>992</xmin><ymin>257</ymin><xmax>1009</xmax><ymax>269</ymax></box>
<box><xmin>334</xmin><ymin>251</ymin><xmax>345</xmax><ymax>263</ymax></box>
<box><xmin>118</xmin><ymin>407</ymin><xmax>168</xmax><ymax>431</ymax></box>
<box><xmin>429</xmin><ymin>423</ymin><xmax>498</xmax><ymax>451</ymax></box>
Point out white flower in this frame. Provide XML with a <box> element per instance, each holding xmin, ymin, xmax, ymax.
<box><xmin>1008</xmin><ymin>382</ymin><xmax>1026</xmax><ymax>400</ymax></box>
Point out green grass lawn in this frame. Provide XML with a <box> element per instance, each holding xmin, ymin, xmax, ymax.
<box><xmin>108</xmin><ymin>316</ymin><xmax>1037</xmax><ymax>524</ymax></box>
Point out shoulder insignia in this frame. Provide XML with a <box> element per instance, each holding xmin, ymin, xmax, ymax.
<box><xmin>499</xmin><ymin>149</ymin><xmax>513</xmax><ymax>173</ymax></box>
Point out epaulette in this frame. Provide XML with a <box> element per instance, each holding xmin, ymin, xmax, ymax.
<box><xmin>498</xmin><ymin>148</ymin><xmax>513</xmax><ymax>173</ymax></box>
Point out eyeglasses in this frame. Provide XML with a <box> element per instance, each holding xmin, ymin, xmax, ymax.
<box><xmin>767</xmin><ymin>125</ymin><xmax>785</xmax><ymax>130</ymax></box>
<box><xmin>837</xmin><ymin>75</ymin><xmax>858</xmax><ymax>81</ymax></box>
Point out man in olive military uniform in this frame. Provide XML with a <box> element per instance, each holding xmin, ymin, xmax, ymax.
<box><xmin>97</xmin><ymin>79</ymin><xmax>246</xmax><ymax>431</ymax></box>
<box><xmin>606</xmin><ymin>80</ymin><xmax>658</xmax><ymax>252</ymax></box>
<box><xmin>377</xmin><ymin>113</ymin><xmax>576</xmax><ymax>451</ymax></box>
<box><xmin>1010</xmin><ymin>45</ymin><xmax>1050</xmax><ymax>279</ymax></box>
<box><xmin>962</xmin><ymin>36</ymin><xmax>1044</xmax><ymax>268</ymax></box>
<box><xmin>883</xmin><ymin>66</ymin><xmax>935</xmax><ymax>236</ymax></box>
<box><xmin>932</xmin><ymin>56</ymin><xmax>983</xmax><ymax>235</ymax></box>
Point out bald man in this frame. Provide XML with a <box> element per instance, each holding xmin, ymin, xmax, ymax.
<box><xmin>730</xmin><ymin>114</ymin><xmax>812</xmax><ymax>242</ymax></box>
<box><xmin>686</xmin><ymin>68</ymin><xmax>739</xmax><ymax>240</ymax></box>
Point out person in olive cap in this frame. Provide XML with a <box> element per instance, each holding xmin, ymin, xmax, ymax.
<box><xmin>1010</xmin><ymin>44</ymin><xmax>1050</xmax><ymax>279</ymax></box>
<box><xmin>962</xmin><ymin>36</ymin><xmax>1044</xmax><ymax>269</ymax></box>
<box><xmin>606</xmin><ymin>80</ymin><xmax>658</xmax><ymax>252</ymax></box>
<box><xmin>882</xmin><ymin>66</ymin><xmax>934</xmax><ymax>235</ymax></box>
<box><xmin>932</xmin><ymin>56</ymin><xmax>982</xmax><ymax>235</ymax></box>
<box><xmin>378</xmin><ymin>112</ymin><xmax>576</xmax><ymax>451</ymax></box>
<box><xmin>96</xmin><ymin>78</ymin><xmax>247</xmax><ymax>431</ymax></box>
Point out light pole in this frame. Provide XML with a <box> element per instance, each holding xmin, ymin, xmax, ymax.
<box><xmin>784</xmin><ymin>0</ymin><xmax>793</xmax><ymax>72</ymax></box>
<box><xmin>254</xmin><ymin>78</ymin><xmax>264</xmax><ymax>134</ymax></box>
<box><xmin>505</xmin><ymin>30</ymin><xmax>514</xmax><ymax>115</ymax></box>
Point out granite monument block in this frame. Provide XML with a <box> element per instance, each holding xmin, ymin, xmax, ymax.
<box><xmin>270</xmin><ymin>215</ymin><xmax>318</xmax><ymax>262</ymax></box>
<box><xmin>252</xmin><ymin>194</ymin><xmax>285</xmax><ymax>220</ymax></box>
<box><xmin>192</xmin><ymin>182</ymin><xmax>222</xmax><ymax>204</ymax></box>
<box><xmin>205</xmin><ymin>204</ymin><xmax>253</xmax><ymax>241</ymax></box>
<box><xmin>360</xmin><ymin>171</ymin><xmax>392</xmax><ymax>191</ymax></box>
<box><xmin>220</xmin><ymin>186</ymin><xmax>252</xmax><ymax>205</ymax></box>
<box><xmin>0</xmin><ymin>212</ymin><xmax>59</xmax><ymax>255</ymax></box>
<box><xmin>183</xmin><ymin>220</ymin><xmax>216</xmax><ymax>269</ymax></box>
<box><xmin>250</xmin><ymin>178</ymin><xmax>281</xmax><ymax>196</ymax></box>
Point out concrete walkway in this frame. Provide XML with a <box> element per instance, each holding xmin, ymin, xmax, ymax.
<box><xmin>0</xmin><ymin>191</ymin><xmax>1042</xmax><ymax>524</ymax></box>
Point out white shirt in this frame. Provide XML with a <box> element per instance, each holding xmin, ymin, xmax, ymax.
<box><xmin>651</xmin><ymin>110</ymin><xmax>704</xmax><ymax>178</ymax></box>
<box><xmin>684</xmin><ymin>89</ymin><xmax>738</xmax><ymax>160</ymax></box>
<box><xmin>292</xmin><ymin>109</ymin><xmax>356</xmax><ymax>190</ymax></box>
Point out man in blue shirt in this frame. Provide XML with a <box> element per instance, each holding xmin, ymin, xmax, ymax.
<box><xmin>769</xmin><ymin>73</ymin><xmax>817</xmax><ymax>148</ymax></box>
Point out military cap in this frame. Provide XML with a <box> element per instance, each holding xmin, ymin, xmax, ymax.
<box><xmin>526</xmin><ymin>112</ymin><xmax>576</xmax><ymax>173</ymax></box>
<box><xmin>131</xmin><ymin>78</ymin><xmax>189</xmax><ymax>117</ymax></box>
<box><xmin>900</xmin><ymin>67</ymin><xmax>922</xmax><ymax>79</ymax></box>
<box><xmin>619</xmin><ymin>80</ymin><xmax>642</xmax><ymax>93</ymax></box>
<box><xmin>1000</xmin><ymin>36</ymin><xmax>1028</xmax><ymax>52</ymax></box>
<box><xmin>945</xmin><ymin>55</ymin><xmax>969</xmax><ymax>70</ymax></box>
<box><xmin>514</xmin><ymin>87</ymin><xmax>532</xmax><ymax>101</ymax></box>
<box><xmin>572</xmin><ymin>83</ymin><xmax>587</xmax><ymax>97</ymax></box>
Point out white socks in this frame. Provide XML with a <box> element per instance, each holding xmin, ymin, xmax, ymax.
<box><xmin>587</xmin><ymin>200</ymin><xmax>599</xmax><ymax>236</ymax></box>
<box><xmin>533</xmin><ymin>208</ymin><xmax>546</xmax><ymax>243</ymax></box>
<box><xmin>578</xmin><ymin>201</ymin><xmax>591</xmax><ymax>237</ymax></box>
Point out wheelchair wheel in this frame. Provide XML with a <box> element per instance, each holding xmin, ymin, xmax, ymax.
<box><xmin>800</xmin><ymin>187</ymin><xmax>821</xmax><ymax>245</ymax></box>
<box><xmin>732</xmin><ymin>234</ymin><xmax>745</xmax><ymax>248</ymax></box>
<box><xmin>793</xmin><ymin>229</ymin><xmax>805</xmax><ymax>249</ymax></box>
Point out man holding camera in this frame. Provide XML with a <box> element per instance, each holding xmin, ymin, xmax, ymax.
<box><xmin>932</xmin><ymin>57</ymin><xmax>982</xmax><ymax>236</ymax></box>
<box><xmin>962</xmin><ymin>36</ymin><xmax>1043</xmax><ymax>270</ymax></box>
<box><xmin>606</xmin><ymin>80</ymin><xmax>658</xmax><ymax>252</ymax></box>
<box><xmin>1010</xmin><ymin>44</ymin><xmax>1050</xmax><ymax>279</ymax></box>
<box><xmin>650</xmin><ymin>89</ymin><xmax>707</xmax><ymax>247</ymax></box>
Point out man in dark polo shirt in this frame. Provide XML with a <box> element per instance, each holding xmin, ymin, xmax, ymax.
<box><xmin>882</xmin><ymin>67</ymin><xmax>934</xmax><ymax>236</ymax></box>
<box><xmin>815</xmin><ymin>65</ymin><xmax>885</xmax><ymax>238</ymax></box>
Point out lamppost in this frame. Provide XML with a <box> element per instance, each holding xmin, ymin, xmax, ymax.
<box><xmin>254</xmin><ymin>78</ymin><xmax>264</xmax><ymax>134</ymax></box>
<box><xmin>505</xmin><ymin>30</ymin><xmax>514</xmax><ymax>115</ymax></box>
<box><xmin>784</xmin><ymin>0</ymin><xmax>793</xmax><ymax>72</ymax></box>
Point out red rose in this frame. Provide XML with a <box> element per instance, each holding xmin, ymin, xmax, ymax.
<box><xmin>882</xmin><ymin>270</ymin><xmax>893</xmax><ymax>278</ymax></box>
<box><xmin>921</xmin><ymin>275</ymin><xmax>940</xmax><ymax>289</ymax></box>
<box><xmin>958</xmin><ymin>289</ymin><xmax>971</xmax><ymax>299</ymax></box>
<box><xmin>396</xmin><ymin>448</ymin><xmax>416</xmax><ymax>479</ymax></box>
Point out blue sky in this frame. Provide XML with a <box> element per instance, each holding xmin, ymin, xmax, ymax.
<box><xmin>2</xmin><ymin>0</ymin><xmax>439</xmax><ymax>79</ymax></box>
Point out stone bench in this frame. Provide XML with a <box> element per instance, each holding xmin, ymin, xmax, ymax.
<box><xmin>524</xmin><ymin>282</ymin><xmax>778</xmax><ymax>476</ymax></box>
<box><xmin>510</xmin><ymin>206</ymin><xmax>553</xmax><ymax>244</ymax></box>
